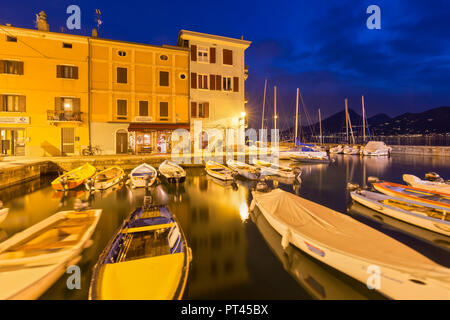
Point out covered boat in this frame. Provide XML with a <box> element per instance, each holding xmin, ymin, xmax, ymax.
<box><xmin>205</xmin><ymin>161</ymin><xmax>234</xmax><ymax>181</ymax></box>
<box><xmin>362</xmin><ymin>141</ymin><xmax>391</xmax><ymax>156</ymax></box>
<box><xmin>403</xmin><ymin>174</ymin><xmax>450</xmax><ymax>194</ymax></box>
<box><xmin>129</xmin><ymin>163</ymin><xmax>157</xmax><ymax>188</ymax></box>
<box><xmin>89</xmin><ymin>204</ymin><xmax>191</xmax><ymax>300</ymax></box>
<box><xmin>250</xmin><ymin>189</ymin><xmax>450</xmax><ymax>299</ymax></box>
<box><xmin>51</xmin><ymin>163</ymin><xmax>96</xmax><ymax>191</ymax></box>
<box><xmin>373</xmin><ymin>181</ymin><xmax>450</xmax><ymax>209</ymax></box>
<box><xmin>351</xmin><ymin>190</ymin><xmax>450</xmax><ymax>236</ymax></box>
<box><xmin>251</xmin><ymin>159</ymin><xmax>297</xmax><ymax>179</ymax></box>
<box><xmin>227</xmin><ymin>160</ymin><xmax>262</xmax><ymax>180</ymax></box>
<box><xmin>159</xmin><ymin>160</ymin><xmax>186</xmax><ymax>184</ymax></box>
<box><xmin>290</xmin><ymin>154</ymin><xmax>331</xmax><ymax>164</ymax></box>
<box><xmin>86</xmin><ymin>166</ymin><xmax>125</xmax><ymax>191</ymax></box>
<box><xmin>343</xmin><ymin>145</ymin><xmax>360</xmax><ymax>155</ymax></box>
<box><xmin>329</xmin><ymin>145</ymin><xmax>344</xmax><ymax>154</ymax></box>
<box><xmin>0</xmin><ymin>209</ymin><xmax>102</xmax><ymax>300</ymax></box>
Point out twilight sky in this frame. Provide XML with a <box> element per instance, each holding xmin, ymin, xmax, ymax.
<box><xmin>1</xmin><ymin>0</ymin><xmax>449</xmax><ymax>129</ymax></box>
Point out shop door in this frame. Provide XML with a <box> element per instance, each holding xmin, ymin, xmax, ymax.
<box><xmin>116</xmin><ymin>131</ymin><xmax>128</xmax><ymax>154</ymax></box>
<box><xmin>61</xmin><ymin>128</ymin><xmax>75</xmax><ymax>155</ymax></box>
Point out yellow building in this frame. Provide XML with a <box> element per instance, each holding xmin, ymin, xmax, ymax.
<box><xmin>90</xmin><ymin>38</ymin><xmax>190</xmax><ymax>155</ymax></box>
<box><xmin>0</xmin><ymin>13</ymin><xmax>89</xmax><ymax>157</ymax></box>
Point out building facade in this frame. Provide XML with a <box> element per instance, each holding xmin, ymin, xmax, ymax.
<box><xmin>0</xmin><ymin>13</ymin><xmax>90</xmax><ymax>157</ymax></box>
<box><xmin>177</xmin><ymin>30</ymin><xmax>251</xmax><ymax>135</ymax></box>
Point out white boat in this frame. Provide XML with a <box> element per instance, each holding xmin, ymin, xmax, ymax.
<box><xmin>0</xmin><ymin>209</ymin><xmax>102</xmax><ymax>300</ymax></box>
<box><xmin>329</xmin><ymin>145</ymin><xmax>344</xmax><ymax>154</ymax></box>
<box><xmin>227</xmin><ymin>160</ymin><xmax>263</xmax><ymax>180</ymax></box>
<box><xmin>290</xmin><ymin>154</ymin><xmax>331</xmax><ymax>164</ymax></box>
<box><xmin>362</xmin><ymin>141</ymin><xmax>391</xmax><ymax>156</ymax></box>
<box><xmin>205</xmin><ymin>161</ymin><xmax>234</xmax><ymax>181</ymax></box>
<box><xmin>159</xmin><ymin>160</ymin><xmax>186</xmax><ymax>184</ymax></box>
<box><xmin>250</xmin><ymin>189</ymin><xmax>450</xmax><ymax>300</ymax></box>
<box><xmin>129</xmin><ymin>163</ymin><xmax>157</xmax><ymax>188</ymax></box>
<box><xmin>251</xmin><ymin>159</ymin><xmax>297</xmax><ymax>179</ymax></box>
<box><xmin>343</xmin><ymin>145</ymin><xmax>360</xmax><ymax>155</ymax></box>
<box><xmin>0</xmin><ymin>208</ymin><xmax>9</xmax><ymax>225</ymax></box>
<box><xmin>85</xmin><ymin>166</ymin><xmax>125</xmax><ymax>191</ymax></box>
<box><xmin>351</xmin><ymin>189</ymin><xmax>450</xmax><ymax>236</ymax></box>
<box><xmin>403</xmin><ymin>174</ymin><xmax>450</xmax><ymax>195</ymax></box>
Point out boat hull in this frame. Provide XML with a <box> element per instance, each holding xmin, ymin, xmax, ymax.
<box><xmin>51</xmin><ymin>164</ymin><xmax>96</xmax><ymax>191</ymax></box>
<box><xmin>0</xmin><ymin>208</ymin><xmax>9</xmax><ymax>224</ymax></box>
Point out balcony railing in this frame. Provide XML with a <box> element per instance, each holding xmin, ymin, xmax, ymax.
<box><xmin>47</xmin><ymin>110</ymin><xmax>83</xmax><ymax>122</ymax></box>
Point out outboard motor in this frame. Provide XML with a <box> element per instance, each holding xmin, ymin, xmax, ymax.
<box><xmin>367</xmin><ymin>176</ymin><xmax>380</xmax><ymax>184</ymax></box>
<box><xmin>86</xmin><ymin>178</ymin><xmax>94</xmax><ymax>192</ymax></box>
<box><xmin>74</xmin><ymin>198</ymin><xmax>89</xmax><ymax>211</ymax></box>
<box><xmin>347</xmin><ymin>182</ymin><xmax>360</xmax><ymax>191</ymax></box>
<box><xmin>143</xmin><ymin>195</ymin><xmax>153</xmax><ymax>210</ymax></box>
<box><xmin>60</xmin><ymin>176</ymin><xmax>68</xmax><ymax>190</ymax></box>
<box><xmin>256</xmin><ymin>178</ymin><xmax>270</xmax><ymax>193</ymax></box>
<box><xmin>231</xmin><ymin>170</ymin><xmax>239</xmax><ymax>179</ymax></box>
<box><xmin>425</xmin><ymin>172</ymin><xmax>443</xmax><ymax>182</ymax></box>
<box><xmin>144</xmin><ymin>174</ymin><xmax>151</xmax><ymax>189</ymax></box>
<box><xmin>255</xmin><ymin>167</ymin><xmax>262</xmax><ymax>179</ymax></box>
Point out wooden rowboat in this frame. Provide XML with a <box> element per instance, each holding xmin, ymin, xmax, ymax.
<box><xmin>351</xmin><ymin>190</ymin><xmax>450</xmax><ymax>236</ymax></box>
<box><xmin>205</xmin><ymin>161</ymin><xmax>234</xmax><ymax>181</ymax></box>
<box><xmin>227</xmin><ymin>160</ymin><xmax>262</xmax><ymax>180</ymax></box>
<box><xmin>86</xmin><ymin>166</ymin><xmax>125</xmax><ymax>191</ymax></box>
<box><xmin>403</xmin><ymin>174</ymin><xmax>450</xmax><ymax>195</ymax></box>
<box><xmin>129</xmin><ymin>163</ymin><xmax>157</xmax><ymax>188</ymax></box>
<box><xmin>251</xmin><ymin>159</ymin><xmax>296</xmax><ymax>179</ymax></box>
<box><xmin>89</xmin><ymin>204</ymin><xmax>192</xmax><ymax>300</ymax></box>
<box><xmin>372</xmin><ymin>181</ymin><xmax>450</xmax><ymax>209</ymax></box>
<box><xmin>0</xmin><ymin>209</ymin><xmax>102</xmax><ymax>300</ymax></box>
<box><xmin>159</xmin><ymin>160</ymin><xmax>186</xmax><ymax>184</ymax></box>
<box><xmin>51</xmin><ymin>163</ymin><xmax>96</xmax><ymax>191</ymax></box>
<box><xmin>250</xmin><ymin>189</ymin><xmax>450</xmax><ymax>299</ymax></box>
<box><xmin>0</xmin><ymin>208</ymin><xmax>9</xmax><ymax>225</ymax></box>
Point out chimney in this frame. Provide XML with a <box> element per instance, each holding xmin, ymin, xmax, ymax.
<box><xmin>92</xmin><ymin>28</ymin><xmax>98</xmax><ymax>38</ymax></box>
<box><xmin>36</xmin><ymin>11</ymin><xmax>49</xmax><ymax>32</ymax></box>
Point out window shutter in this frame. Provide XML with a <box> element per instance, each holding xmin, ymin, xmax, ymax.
<box><xmin>19</xmin><ymin>96</ymin><xmax>26</xmax><ymax>112</ymax></box>
<box><xmin>55</xmin><ymin>97</ymin><xmax>62</xmax><ymax>111</ymax></box>
<box><xmin>18</xmin><ymin>62</ymin><xmax>24</xmax><ymax>75</ymax></box>
<box><xmin>191</xmin><ymin>72</ymin><xmax>197</xmax><ymax>89</ymax></box>
<box><xmin>191</xmin><ymin>45</ymin><xmax>197</xmax><ymax>62</ymax></box>
<box><xmin>215</xmin><ymin>75</ymin><xmax>222</xmax><ymax>90</ymax></box>
<box><xmin>73</xmin><ymin>66</ymin><xmax>78</xmax><ymax>79</ymax></box>
<box><xmin>191</xmin><ymin>102</ymin><xmax>197</xmax><ymax>118</ymax></box>
<box><xmin>57</xmin><ymin>65</ymin><xmax>62</xmax><ymax>78</ymax></box>
<box><xmin>204</xmin><ymin>102</ymin><xmax>209</xmax><ymax>118</ymax></box>
<box><xmin>210</xmin><ymin>75</ymin><xmax>216</xmax><ymax>90</ymax></box>
<box><xmin>0</xmin><ymin>95</ymin><xmax>3</xmax><ymax>111</ymax></box>
<box><xmin>0</xmin><ymin>61</ymin><xmax>4</xmax><ymax>74</ymax></box>
<box><xmin>73</xmin><ymin>98</ymin><xmax>81</xmax><ymax>113</ymax></box>
<box><xmin>223</xmin><ymin>49</ymin><xmax>233</xmax><ymax>65</ymax></box>
<box><xmin>210</xmin><ymin>48</ymin><xmax>216</xmax><ymax>63</ymax></box>
<box><xmin>233</xmin><ymin>77</ymin><xmax>239</xmax><ymax>92</ymax></box>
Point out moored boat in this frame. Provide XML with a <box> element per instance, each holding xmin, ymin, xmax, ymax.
<box><xmin>403</xmin><ymin>174</ymin><xmax>450</xmax><ymax>194</ymax></box>
<box><xmin>159</xmin><ymin>160</ymin><xmax>186</xmax><ymax>184</ymax></box>
<box><xmin>372</xmin><ymin>181</ymin><xmax>450</xmax><ymax>209</ymax></box>
<box><xmin>362</xmin><ymin>141</ymin><xmax>391</xmax><ymax>156</ymax></box>
<box><xmin>227</xmin><ymin>160</ymin><xmax>262</xmax><ymax>180</ymax></box>
<box><xmin>343</xmin><ymin>145</ymin><xmax>360</xmax><ymax>155</ymax></box>
<box><xmin>89</xmin><ymin>204</ymin><xmax>191</xmax><ymax>300</ymax></box>
<box><xmin>86</xmin><ymin>166</ymin><xmax>125</xmax><ymax>191</ymax></box>
<box><xmin>0</xmin><ymin>209</ymin><xmax>102</xmax><ymax>300</ymax></box>
<box><xmin>351</xmin><ymin>189</ymin><xmax>450</xmax><ymax>236</ymax></box>
<box><xmin>205</xmin><ymin>161</ymin><xmax>234</xmax><ymax>181</ymax></box>
<box><xmin>129</xmin><ymin>163</ymin><xmax>157</xmax><ymax>188</ymax></box>
<box><xmin>329</xmin><ymin>145</ymin><xmax>344</xmax><ymax>154</ymax></box>
<box><xmin>0</xmin><ymin>207</ymin><xmax>9</xmax><ymax>225</ymax></box>
<box><xmin>51</xmin><ymin>163</ymin><xmax>96</xmax><ymax>191</ymax></box>
<box><xmin>251</xmin><ymin>159</ymin><xmax>297</xmax><ymax>179</ymax></box>
<box><xmin>290</xmin><ymin>154</ymin><xmax>331</xmax><ymax>164</ymax></box>
<box><xmin>250</xmin><ymin>188</ymin><xmax>450</xmax><ymax>299</ymax></box>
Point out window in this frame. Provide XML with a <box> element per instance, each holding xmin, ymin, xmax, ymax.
<box><xmin>117</xmin><ymin>100</ymin><xmax>127</xmax><ymax>118</ymax></box>
<box><xmin>223</xmin><ymin>77</ymin><xmax>232</xmax><ymax>91</ymax></box>
<box><xmin>117</xmin><ymin>67</ymin><xmax>128</xmax><ymax>84</ymax></box>
<box><xmin>223</xmin><ymin>49</ymin><xmax>233</xmax><ymax>65</ymax></box>
<box><xmin>118</xmin><ymin>51</ymin><xmax>127</xmax><ymax>57</ymax></box>
<box><xmin>1</xmin><ymin>60</ymin><xmax>24</xmax><ymax>75</ymax></box>
<box><xmin>198</xmin><ymin>74</ymin><xmax>208</xmax><ymax>89</ymax></box>
<box><xmin>1</xmin><ymin>95</ymin><xmax>26</xmax><ymax>112</ymax></box>
<box><xmin>198</xmin><ymin>102</ymin><xmax>209</xmax><ymax>118</ymax></box>
<box><xmin>57</xmin><ymin>65</ymin><xmax>78</xmax><ymax>79</ymax></box>
<box><xmin>62</xmin><ymin>43</ymin><xmax>72</xmax><ymax>49</ymax></box>
<box><xmin>159</xmin><ymin>102</ymin><xmax>169</xmax><ymax>120</ymax></box>
<box><xmin>6</xmin><ymin>36</ymin><xmax>17</xmax><ymax>42</ymax></box>
<box><xmin>139</xmin><ymin>101</ymin><xmax>149</xmax><ymax>116</ymax></box>
<box><xmin>179</xmin><ymin>73</ymin><xmax>186</xmax><ymax>80</ymax></box>
<box><xmin>159</xmin><ymin>71</ymin><xmax>169</xmax><ymax>86</ymax></box>
<box><xmin>62</xmin><ymin>97</ymin><xmax>74</xmax><ymax>112</ymax></box>
<box><xmin>198</xmin><ymin>47</ymin><xmax>209</xmax><ymax>63</ymax></box>
<box><xmin>160</xmin><ymin>55</ymin><xmax>168</xmax><ymax>61</ymax></box>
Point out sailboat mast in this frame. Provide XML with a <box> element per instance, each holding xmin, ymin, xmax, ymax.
<box><xmin>274</xmin><ymin>86</ymin><xmax>277</xmax><ymax>131</ymax></box>
<box><xmin>261</xmin><ymin>78</ymin><xmax>267</xmax><ymax>131</ymax></box>
<box><xmin>295</xmin><ymin>88</ymin><xmax>299</xmax><ymax>145</ymax></box>
<box><xmin>362</xmin><ymin>95</ymin><xmax>366</xmax><ymax>143</ymax></box>
<box><xmin>319</xmin><ymin>108</ymin><xmax>322</xmax><ymax>145</ymax></box>
<box><xmin>345</xmin><ymin>98</ymin><xmax>349</xmax><ymax>144</ymax></box>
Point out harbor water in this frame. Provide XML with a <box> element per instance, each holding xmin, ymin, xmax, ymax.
<box><xmin>0</xmin><ymin>154</ymin><xmax>449</xmax><ymax>300</ymax></box>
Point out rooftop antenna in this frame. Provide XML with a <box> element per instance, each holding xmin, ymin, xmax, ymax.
<box><xmin>95</xmin><ymin>9</ymin><xmax>103</xmax><ymax>34</ymax></box>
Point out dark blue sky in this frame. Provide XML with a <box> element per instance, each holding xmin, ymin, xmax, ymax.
<box><xmin>2</xmin><ymin>0</ymin><xmax>449</xmax><ymax>128</ymax></box>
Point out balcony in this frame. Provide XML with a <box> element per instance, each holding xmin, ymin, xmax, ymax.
<box><xmin>244</xmin><ymin>66</ymin><xmax>249</xmax><ymax>80</ymax></box>
<box><xmin>47</xmin><ymin>110</ymin><xmax>83</xmax><ymax>123</ymax></box>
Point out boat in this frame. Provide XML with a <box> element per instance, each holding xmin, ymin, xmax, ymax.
<box><xmin>85</xmin><ymin>166</ymin><xmax>125</xmax><ymax>191</ymax></box>
<box><xmin>329</xmin><ymin>145</ymin><xmax>344</xmax><ymax>154</ymax></box>
<box><xmin>51</xmin><ymin>163</ymin><xmax>96</xmax><ymax>191</ymax></box>
<box><xmin>89</xmin><ymin>204</ymin><xmax>192</xmax><ymax>300</ymax></box>
<box><xmin>205</xmin><ymin>161</ymin><xmax>234</xmax><ymax>181</ymax></box>
<box><xmin>227</xmin><ymin>160</ymin><xmax>263</xmax><ymax>180</ymax></box>
<box><xmin>348</xmin><ymin>202</ymin><xmax>450</xmax><ymax>249</ymax></box>
<box><xmin>0</xmin><ymin>207</ymin><xmax>9</xmax><ymax>225</ymax></box>
<box><xmin>159</xmin><ymin>160</ymin><xmax>186</xmax><ymax>184</ymax></box>
<box><xmin>251</xmin><ymin>206</ymin><xmax>382</xmax><ymax>300</ymax></box>
<box><xmin>372</xmin><ymin>181</ymin><xmax>450</xmax><ymax>209</ymax></box>
<box><xmin>250</xmin><ymin>188</ymin><xmax>450</xmax><ymax>299</ymax></box>
<box><xmin>129</xmin><ymin>163</ymin><xmax>158</xmax><ymax>188</ymax></box>
<box><xmin>362</xmin><ymin>141</ymin><xmax>391</xmax><ymax>156</ymax></box>
<box><xmin>0</xmin><ymin>209</ymin><xmax>102</xmax><ymax>300</ymax></box>
<box><xmin>350</xmin><ymin>190</ymin><xmax>450</xmax><ymax>236</ymax></box>
<box><xmin>343</xmin><ymin>145</ymin><xmax>360</xmax><ymax>155</ymax></box>
<box><xmin>290</xmin><ymin>154</ymin><xmax>331</xmax><ymax>164</ymax></box>
<box><xmin>251</xmin><ymin>159</ymin><xmax>297</xmax><ymax>179</ymax></box>
<box><xmin>403</xmin><ymin>174</ymin><xmax>450</xmax><ymax>194</ymax></box>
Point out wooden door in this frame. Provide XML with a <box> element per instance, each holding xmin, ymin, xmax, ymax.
<box><xmin>116</xmin><ymin>131</ymin><xmax>128</xmax><ymax>154</ymax></box>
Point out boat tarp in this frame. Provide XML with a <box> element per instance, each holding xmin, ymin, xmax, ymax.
<box><xmin>252</xmin><ymin>189</ymin><xmax>450</xmax><ymax>279</ymax></box>
<box><xmin>364</xmin><ymin>141</ymin><xmax>388</xmax><ymax>152</ymax></box>
<box><xmin>98</xmin><ymin>253</ymin><xmax>184</xmax><ymax>300</ymax></box>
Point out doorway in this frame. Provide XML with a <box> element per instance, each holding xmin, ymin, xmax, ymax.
<box><xmin>61</xmin><ymin>128</ymin><xmax>75</xmax><ymax>155</ymax></box>
<box><xmin>116</xmin><ymin>130</ymin><xmax>128</xmax><ymax>154</ymax></box>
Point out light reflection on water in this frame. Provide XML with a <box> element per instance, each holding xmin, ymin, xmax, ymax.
<box><xmin>0</xmin><ymin>154</ymin><xmax>449</xmax><ymax>300</ymax></box>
